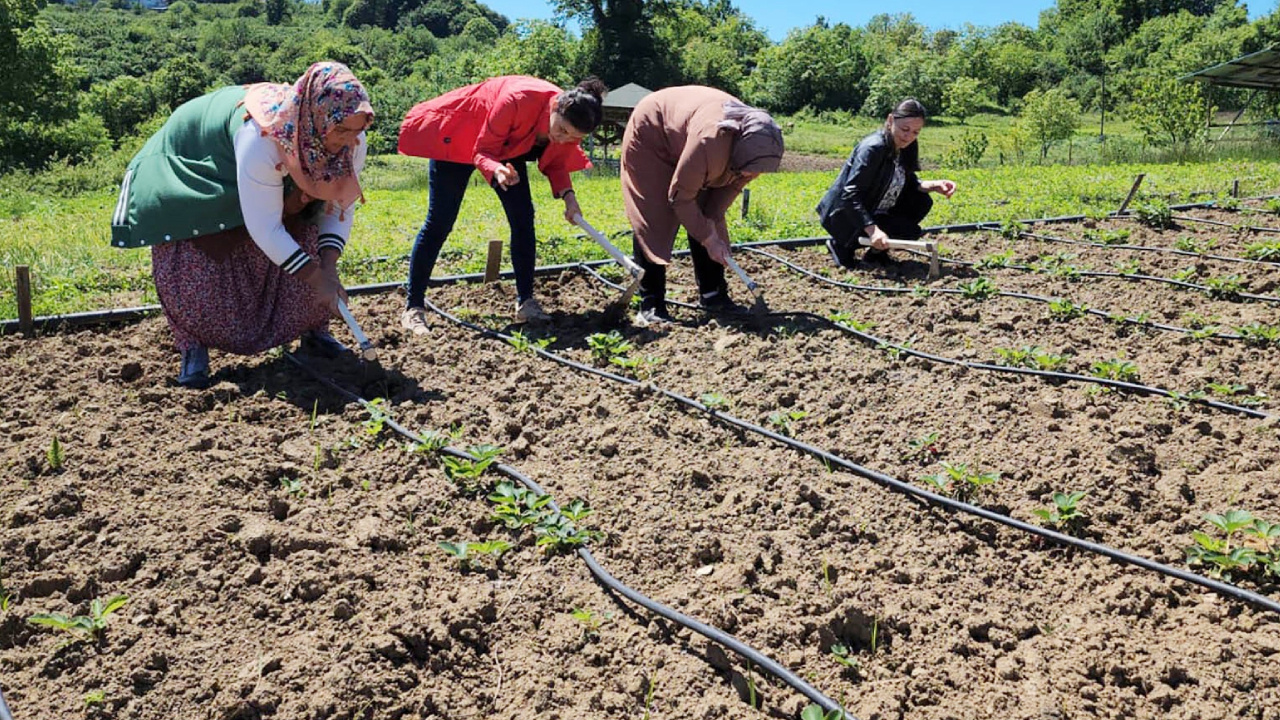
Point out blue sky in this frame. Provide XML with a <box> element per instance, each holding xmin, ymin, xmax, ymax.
<box><xmin>480</xmin><ymin>1</ymin><xmax>1273</xmax><ymax>41</ymax></box>
<box><xmin>481</xmin><ymin>1</ymin><xmax>1057</xmax><ymax>41</ymax></box>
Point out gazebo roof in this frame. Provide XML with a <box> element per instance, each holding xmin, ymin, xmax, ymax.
<box><xmin>1183</xmin><ymin>45</ymin><xmax>1280</xmax><ymax>90</ymax></box>
<box><xmin>604</xmin><ymin>83</ymin><xmax>652</xmax><ymax>110</ymax></box>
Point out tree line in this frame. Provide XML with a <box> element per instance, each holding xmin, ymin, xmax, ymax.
<box><xmin>3</xmin><ymin>0</ymin><xmax>1278</xmax><ymax>172</ymax></box>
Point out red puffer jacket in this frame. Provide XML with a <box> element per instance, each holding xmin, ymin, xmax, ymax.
<box><xmin>398</xmin><ymin>75</ymin><xmax>591</xmax><ymax>198</ymax></box>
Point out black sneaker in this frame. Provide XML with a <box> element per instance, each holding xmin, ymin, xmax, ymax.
<box><xmin>300</xmin><ymin>329</ymin><xmax>348</xmax><ymax>359</ymax></box>
<box><xmin>826</xmin><ymin>237</ymin><xmax>856</xmax><ymax>269</ymax></box>
<box><xmin>699</xmin><ymin>290</ymin><xmax>747</xmax><ymax>315</ymax></box>
<box><xmin>177</xmin><ymin>346</ymin><xmax>210</xmax><ymax>388</ymax></box>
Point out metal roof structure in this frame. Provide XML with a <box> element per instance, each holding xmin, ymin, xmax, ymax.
<box><xmin>1184</xmin><ymin>45</ymin><xmax>1280</xmax><ymax>90</ymax></box>
<box><xmin>603</xmin><ymin>83</ymin><xmax>652</xmax><ymax>111</ymax></box>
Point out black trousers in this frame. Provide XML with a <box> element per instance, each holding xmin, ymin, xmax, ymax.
<box><xmin>633</xmin><ymin>236</ymin><xmax>727</xmax><ymax>313</ymax></box>
<box><xmin>832</xmin><ymin>185</ymin><xmax>934</xmax><ymax>259</ymax></box>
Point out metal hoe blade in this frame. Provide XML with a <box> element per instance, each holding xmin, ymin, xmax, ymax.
<box><xmin>573</xmin><ymin>214</ymin><xmax>646</xmax><ymax>321</ymax></box>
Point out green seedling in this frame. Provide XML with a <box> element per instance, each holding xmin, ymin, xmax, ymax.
<box><xmin>976</xmin><ymin>249</ymin><xmax>1016</xmax><ymax>269</ymax></box>
<box><xmin>0</xmin><ymin>562</ymin><xmax>14</xmax><ymax>613</ymax></box>
<box><xmin>910</xmin><ymin>285</ymin><xmax>933</xmax><ymax>298</ymax></box>
<box><xmin>586</xmin><ymin>330</ymin><xmax>633</xmax><ymax>364</ymax></box>
<box><xmin>1217</xmin><ymin>195</ymin><xmax>1241</xmax><ymax>211</ymax></box>
<box><xmin>877</xmin><ymin>340</ymin><xmax>912</xmax><ymax>361</ymax></box>
<box><xmin>766</xmin><ymin>410</ymin><xmax>808</xmax><ymax>437</ymax></box>
<box><xmin>83</xmin><ymin>690</ymin><xmax>105</xmax><ymax>707</ymax></box>
<box><xmin>1245</xmin><ymin>239</ymin><xmax>1280</xmax><ymax>261</ymax></box>
<box><xmin>488</xmin><ymin>481</ymin><xmax>553</xmax><ymax>529</ymax></box>
<box><xmin>905</xmin><ymin>431</ymin><xmax>942</xmax><ymax>462</ymax></box>
<box><xmin>1165</xmin><ymin>389</ymin><xmax>1207</xmax><ymax>411</ymax></box>
<box><xmin>828</xmin><ymin>310</ymin><xmax>875</xmax><ymax>332</ymax></box>
<box><xmin>610</xmin><ymin>353</ymin><xmax>665</xmax><ymax>380</ymax></box>
<box><xmin>1031</xmin><ymin>252</ymin><xmax>1083</xmax><ymax>280</ymax></box>
<box><xmin>1265</xmin><ymin>198</ymin><xmax>1280</xmax><ymax>214</ymax></box>
<box><xmin>1048</xmin><ymin>298</ymin><xmax>1087</xmax><ymax>321</ymax></box>
<box><xmin>994</xmin><ymin>345</ymin><xmax>1068</xmax><ymax>372</ymax></box>
<box><xmin>1172</xmin><ymin>266</ymin><xmax>1199</xmax><ymax>283</ymax></box>
<box><xmin>441</xmin><ymin>444</ymin><xmax>504</xmax><ymax>495</ymax></box>
<box><xmin>1033</xmin><ymin>490</ymin><xmax>1088</xmax><ymax>531</ymax></box>
<box><xmin>1133</xmin><ymin>199</ymin><xmax>1173</xmax><ymax>228</ymax></box>
<box><xmin>1236</xmin><ymin>322</ymin><xmax>1280</xmax><ymax>347</ymax></box>
<box><xmin>279</xmin><ymin>476</ymin><xmax>306</xmax><ymax>499</ymax></box>
<box><xmin>28</xmin><ymin>595</ymin><xmax>128</xmax><ymax>645</ymax></box>
<box><xmin>1083</xmin><ymin>228</ymin><xmax>1131</xmax><ymax>245</ymax></box>
<box><xmin>957</xmin><ymin>277</ymin><xmax>998</xmax><ymax>300</ymax></box>
<box><xmin>700</xmin><ymin>392</ymin><xmax>729</xmax><ymax>411</ymax></box>
<box><xmin>1203</xmin><ymin>274</ymin><xmax>1244</xmax><ymax>300</ymax></box>
<box><xmin>997</xmin><ymin>218</ymin><xmax>1025</xmax><ymax>240</ymax></box>
<box><xmin>535</xmin><ymin>503</ymin><xmax>603</xmax><ymax>553</ymax></box>
<box><xmin>829</xmin><ymin>643</ymin><xmax>859</xmax><ymax>670</ymax></box>
<box><xmin>1205</xmin><ymin>382</ymin><xmax>1248</xmax><ymax>397</ymax></box>
<box><xmin>359</xmin><ymin>398</ymin><xmax>389</xmax><ymax>441</ymax></box>
<box><xmin>1186</xmin><ymin>509</ymin><xmax>1271</xmax><ymax>580</ymax></box>
<box><xmin>408</xmin><ymin>423</ymin><xmax>465</xmax><ymax>454</ymax></box>
<box><xmin>921</xmin><ymin>462</ymin><xmax>999</xmax><ymax>502</ymax></box>
<box><xmin>1174</xmin><ymin>235</ymin><xmax>1216</xmax><ymax>254</ymax></box>
<box><xmin>570</xmin><ymin>607</ymin><xmax>610</xmax><ymax>635</ymax></box>
<box><xmin>507</xmin><ymin>330</ymin><xmax>554</xmax><ymax>354</ymax></box>
<box><xmin>1090</xmin><ymin>358</ymin><xmax>1140</xmax><ymax>384</ymax></box>
<box><xmin>801</xmin><ymin>704</ymin><xmax>847</xmax><ymax>720</ymax></box>
<box><xmin>46</xmin><ymin>435</ymin><xmax>64</xmax><ymax>471</ymax></box>
<box><xmin>437</xmin><ymin>540</ymin><xmax>512</xmax><ymax>570</ymax></box>
<box><xmin>1114</xmin><ymin>259</ymin><xmax>1141</xmax><ymax>276</ymax></box>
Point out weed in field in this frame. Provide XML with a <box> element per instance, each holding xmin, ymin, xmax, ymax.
<box><xmin>587</xmin><ymin>331</ymin><xmax>633</xmax><ymax>365</ymax></box>
<box><xmin>507</xmin><ymin>330</ymin><xmax>554</xmax><ymax>354</ymax></box>
<box><xmin>488</xmin><ymin>481</ymin><xmax>552</xmax><ymax>529</ymax></box>
<box><xmin>279</xmin><ymin>476</ymin><xmax>306</xmax><ymax>499</ymax></box>
<box><xmin>1244</xmin><ymin>239</ymin><xmax>1280</xmax><ymax>261</ymax></box>
<box><xmin>83</xmin><ymin>690</ymin><xmax>105</xmax><ymax>707</ymax></box>
<box><xmin>1089</xmin><ymin>358</ymin><xmax>1140</xmax><ymax>384</ymax></box>
<box><xmin>28</xmin><ymin>595</ymin><xmax>128</xmax><ymax>645</ymax></box>
<box><xmin>1083</xmin><ymin>228</ymin><xmax>1131</xmax><ymax>245</ymax></box>
<box><xmin>46</xmin><ymin>436</ymin><xmax>64</xmax><ymax>471</ymax></box>
<box><xmin>0</xmin><ymin>562</ymin><xmax>14</xmax><ymax>613</ymax></box>
<box><xmin>1236</xmin><ymin>322</ymin><xmax>1280</xmax><ymax>347</ymax></box>
<box><xmin>957</xmin><ymin>277</ymin><xmax>998</xmax><ymax>300</ymax></box>
<box><xmin>766</xmin><ymin>410</ymin><xmax>808</xmax><ymax>437</ymax></box>
<box><xmin>905</xmin><ymin>431</ymin><xmax>943</xmax><ymax>462</ymax></box>
<box><xmin>570</xmin><ymin>607</ymin><xmax>610</xmax><ymax>635</ymax></box>
<box><xmin>920</xmin><ymin>462</ymin><xmax>999</xmax><ymax>502</ymax></box>
<box><xmin>976</xmin><ymin>249</ymin><xmax>1016</xmax><ymax>269</ymax></box>
<box><xmin>829</xmin><ymin>643</ymin><xmax>859</xmax><ymax>670</ymax></box>
<box><xmin>1202</xmin><ymin>274</ymin><xmax>1244</xmax><ymax>300</ymax></box>
<box><xmin>438</xmin><ymin>540</ymin><xmax>511</xmax><ymax>570</ymax></box>
<box><xmin>700</xmin><ymin>392</ymin><xmax>729</xmax><ymax>411</ymax></box>
<box><xmin>1048</xmin><ymin>298</ymin><xmax>1088</xmax><ymax>321</ymax></box>
<box><xmin>1133</xmin><ymin>199</ymin><xmax>1173</xmax><ymax>228</ymax></box>
<box><xmin>1033</xmin><ymin>491</ymin><xmax>1088</xmax><ymax>532</ymax></box>
<box><xmin>441</xmin><ymin>444</ymin><xmax>504</xmax><ymax>495</ymax></box>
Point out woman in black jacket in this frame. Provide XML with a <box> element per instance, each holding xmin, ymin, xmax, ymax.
<box><xmin>816</xmin><ymin>99</ymin><xmax>955</xmax><ymax>267</ymax></box>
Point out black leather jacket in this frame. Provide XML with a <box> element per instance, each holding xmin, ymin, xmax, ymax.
<box><xmin>815</xmin><ymin>130</ymin><xmax>920</xmax><ymax>240</ymax></box>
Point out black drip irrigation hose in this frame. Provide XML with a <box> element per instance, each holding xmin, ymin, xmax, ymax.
<box><xmin>973</xmin><ymin>222</ymin><xmax>1277</xmax><ymax>269</ymax></box>
<box><xmin>1170</xmin><ymin>214</ymin><xmax>1280</xmax><ymax>234</ymax></box>
<box><xmin>279</xmin><ymin>352</ymin><xmax>856</xmax><ymax>720</ymax></box>
<box><xmin>747</xmin><ymin>245</ymin><xmax>1243</xmax><ymax>341</ymax></box>
<box><xmin>722</xmin><ymin>251</ymin><xmax>1270</xmax><ymax>420</ymax></box>
<box><xmin>421</xmin><ymin>294</ymin><xmax>1280</xmax><ymax>621</ymax></box>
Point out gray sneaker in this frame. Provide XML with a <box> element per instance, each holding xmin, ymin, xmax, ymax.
<box><xmin>515</xmin><ymin>297</ymin><xmax>549</xmax><ymax>323</ymax></box>
<box><xmin>401</xmin><ymin>307</ymin><xmax>430</xmax><ymax>336</ymax></box>
<box><xmin>633</xmin><ymin>307</ymin><xmax>674</xmax><ymax>328</ymax></box>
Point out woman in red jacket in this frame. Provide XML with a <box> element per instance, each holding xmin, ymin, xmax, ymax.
<box><xmin>398</xmin><ymin>76</ymin><xmax>606</xmax><ymax>328</ymax></box>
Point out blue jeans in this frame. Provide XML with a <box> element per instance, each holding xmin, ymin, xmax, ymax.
<box><xmin>406</xmin><ymin>158</ymin><xmax>538</xmax><ymax>307</ymax></box>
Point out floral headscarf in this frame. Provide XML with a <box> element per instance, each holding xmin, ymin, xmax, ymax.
<box><xmin>242</xmin><ymin>61</ymin><xmax>374</xmax><ymax>217</ymax></box>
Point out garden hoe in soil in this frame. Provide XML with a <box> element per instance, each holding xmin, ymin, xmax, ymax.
<box><xmin>858</xmin><ymin>237</ymin><xmax>941</xmax><ymax>279</ymax></box>
<box><xmin>336</xmin><ymin>298</ymin><xmax>385</xmax><ymax>382</ymax></box>
<box><xmin>572</xmin><ymin>213</ymin><xmax>645</xmax><ymax>323</ymax></box>
<box><xmin>725</xmin><ymin>254</ymin><xmax>770</xmax><ymax>322</ymax></box>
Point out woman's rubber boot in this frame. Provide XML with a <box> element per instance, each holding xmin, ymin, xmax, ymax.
<box><xmin>177</xmin><ymin>346</ymin><xmax>210</xmax><ymax>389</ymax></box>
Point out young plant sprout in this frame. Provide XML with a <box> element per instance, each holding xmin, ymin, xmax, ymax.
<box><xmin>1089</xmin><ymin>358</ymin><xmax>1140</xmax><ymax>384</ymax></box>
<box><xmin>1047</xmin><ymin>298</ymin><xmax>1087</xmax><ymax>321</ymax></box>
<box><xmin>1132</xmin><ymin>199</ymin><xmax>1173</xmax><ymax>228</ymax></box>
<box><xmin>1244</xmin><ymin>239</ymin><xmax>1280</xmax><ymax>261</ymax></box>
<box><xmin>700</xmin><ymin>392</ymin><xmax>729</xmax><ymax>411</ymax></box>
<box><xmin>766</xmin><ymin>410</ymin><xmax>808</xmax><ymax>437</ymax></box>
<box><xmin>976</xmin><ymin>250</ymin><xmax>1016</xmax><ymax>269</ymax></box>
<box><xmin>1236</xmin><ymin>322</ymin><xmax>1280</xmax><ymax>347</ymax></box>
<box><xmin>488</xmin><ymin>481</ymin><xmax>553</xmax><ymax>530</ymax></box>
<box><xmin>1033</xmin><ymin>491</ymin><xmax>1087</xmax><ymax>532</ymax></box>
<box><xmin>438</xmin><ymin>540</ymin><xmax>511</xmax><ymax>570</ymax></box>
<box><xmin>441</xmin><ymin>444</ymin><xmax>504</xmax><ymax>495</ymax></box>
<box><xmin>920</xmin><ymin>462</ymin><xmax>999</xmax><ymax>502</ymax></box>
<box><xmin>586</xmin><ymin>330</ymin><xmax>633</xmax><ymax>365</ymax></box>
<box><xmin>46</xmin><ymin>436</ymin><xmax>64</xmax><ymax>471</ymax></box>
<box><xmin>507</xmin><ymin>330</ymin><xmax>554</xmax><ymax>354</ymax></box>
<box><xmin>28</xmin><ymin>595</ymin><xmax>128</xmax><ymax>645</ymax></box>
<box><xmin>957</xmin><ymin>277</ymin><xmax>998</xmax><ymax>300</ymax></box>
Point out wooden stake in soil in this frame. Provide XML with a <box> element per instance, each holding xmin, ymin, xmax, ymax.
<box><xmin>1116</xmin><ymin>173</ymin><xmax>1146</xmax><ymax>215</ymax></box>
<box><xmin>1232</xmin><ymin>179</ymin><xmax>1240</xmax><ymax>198</ymax></box>
<box><xmin>741</xmin><ymin>188</ymin><xmax>751</xmax><ymax>219</ymax></box>
<box><xmin>15</xmin><ymin>265</ymin><xmax>33</xmax><ymax>336</ymax></box>
<box><xmin>483</xmin><ymin>239</ymin><xmax>502</xmax><ymax>283</ymax></box>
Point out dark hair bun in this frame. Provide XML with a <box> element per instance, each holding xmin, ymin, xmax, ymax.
<box><xmin>557</xmin><ymin>77</ymin><xmax>608</xmax><ymax>134</ymax></box>
<box><xmin>576</xmin><ymin>77</ymin><xmax>607</xmax><ymax>102</ymax></box>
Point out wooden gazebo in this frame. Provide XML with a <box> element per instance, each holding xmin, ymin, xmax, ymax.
<box><xmin>586</xmin><ymin>82</ymin><xmax>652</xmax><ymax>167</ymax></box>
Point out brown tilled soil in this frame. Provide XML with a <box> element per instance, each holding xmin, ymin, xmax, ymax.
<box><xmin>3</xmin><ymin>206</ymin><xmax>1280</xmax><ymax>720</ymax></box>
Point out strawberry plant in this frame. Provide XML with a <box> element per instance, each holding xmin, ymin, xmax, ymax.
<box><xmin>1114</xmin><ymin>259</ymin><xmax>1141</xmax><ymax>276</ymax></box>
<box><xmin>801</xmin><ymin>705</ymin><xmax>847</xmax><ymax>720</ymax></box>
<box><xmin>1048</xmin><ymin>298</ymin><xmax>1087</xmax><ymax>321</ymax></box>
<box><xmin>1083</xmin><ymin>228</ymin><xmax>1131</xmax><ymax>245</ymax></box>
<box><xmin>1203</xmin><ymin>274</ymin><xmax>1244</xmax><ymax>300</ymax></box>
<box><xmin>957</xmin><ymin>277</ymin><xmax>998</xmax><ymax>300</ymax></box>
<box><xmin>1033</xmin><ymin>490</ymin><xmax>1087</xmax><ymax>532</ymax></box>
<box><xmin>535</xmin><ymin>504</ymin><xmax>603</xmax><ymax>553</ymax></box>
<box><xmin>1174</xmin><ymin>236</ymin><xmax>1216</xmax><ymax>254</ymax></box>
<box><xmin>610</xmin><ymin>353</ymin><xmax>665</xmax><ymax>380</ymax></box>
<box><xmin>1236</xmin><ymin>322</ymin><xmax>1280</xmax><ymax>347</ymax></box>
<box><xmin>828</xmin><ymin>310</ymin><xmax>875</xmax><ymax>332</ymax></box>
<box><xmin>1133</xmin><ymin>199</ymin><xmax>1173</xmax><ymax>228</ymax></box>
<box><xmin>586</xmin><ymin>331</ymin><xmax>633</xmax><ymax>365</ymax></box>
<box><xmin>1245</xmin><ymin>239</ymin><xmax>1280</xmax><ymax>261</ymax></box>
<box><xmin>438</xmin><ymin>540</ymin><xmax>511</xmax><ymax>570</ymax></box>
<box><xmin>1186</xmin><ymin>510</ymin><xmax>1268</xmax><ymax>580</ymax></box>
<box><xmin>1089</xmin><ymin>358</ymin><xmax>1140</xmax><ymax>383</ymax></box>
<box><xmin>997</xmin><ymin>218</ymin><xmax>1025</xmax><ymax>240</ymax></box>
<box><xmin>766</xmin><ymin>410</ymin><xmax>807</xmax><ymax>437</ymax></box>
<box><xmin>408</xmin><ymin>423</ymin><xmax>465</xmax><ymax>453</ymax></box>
<box><xmin>976</xmin><ymin>250</ymin><xmax>1016</xmax><ymax>269</ymax></box>
<box><xmin>905</xmin><ymin>431</ymin><xmax>942</xmax><ymax>462</ymax></box>
<box><xmin>279</xmin><ymin>476</ymin><xmax>306</xmax><ymax>499</ymax></box>
<box><xmin>829</xmin><ymin>643</ymin><xmax>859</xmax><ymax>670</ymax></box>
<box><xmin>1265</xmin><ymin>198</ymin><xmax>1280</xmax><ymax>214</ymax></box>
<box><xmin>1171</xmin><ymin>266</ymin><xmax>1198</xmax><ymax>282</ymax></box>
<box><xmin>28</xmin><ymin>595</ymin><xmax>128</xmax><ymax>645</ymax></box>
<box><xmin>700</xmin><ymin>392</ymin><xmax>729</xmax><ymax>411</ymax></box>
<box><xmin>1031</xmin><ymin>252</ymin><xmax>1083</xmax><ymax>280</ymax></box>
<box><xmin>507</xmin><ymin>330</ymin><xmax>554</xmax><ymax>354</ymax></box>
<box><xmin>488</xmin><ymin>481</ymin><xmax>552</xmax><ymax>529</ymax></box>
<box><xmin>921</xmin><ymin>462</ymin><xmax>999</xmax><ymax>502</ymax></box>
<box><xmin>441</xmin><ymin>444</ymin><xmax>504</xmax><ymax>495</ymax></box>
<box><xmin>877</xmin><ymin>341</ymin><xmax>911</xmax><ymax>361</ymax></box>
<box><xmin>995</xmin><ymin>345</ymin><xmax>1067</xmax><ymax>372</ymax></box>
<box><xmin>570</xmin><ymin>607</ymin><xmax>610</xmax><ymax>635</ymax></box>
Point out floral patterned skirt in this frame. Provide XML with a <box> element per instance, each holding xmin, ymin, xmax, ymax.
<box><xmin>151</xmin><ymin>217</ymin><xmax>329</xmax><ymax>355</ymax></box>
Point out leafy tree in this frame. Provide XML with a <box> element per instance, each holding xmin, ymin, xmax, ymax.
<box><xmin>264</xmin><ymin>0</ymin><xmax>291</xmax><ymax>25</ymax></box>
<box><xmin>552</xmin><ymin>0</ymin><xmax>676</xmax><ymax>88</ymax></box>
<box><xmin>745</xmin><ymin>21</ymin><xmax>869</xmax><ymax>113</ymax></box>
<box><xmin>944</xmin><ymin>76</ymin><xmax>986</xmax><ymax>122</ymax></box>
<box><xmin>481</xmin><ymin>20</ymin><xmax>582</xmax><ymax>87</ymax></box>
<box><xmin>82</xmin><ymin>75</ymin><xmax>157</xmax><ymax>142</ymax></box>
<box><xmin>862</xmin><ymin>47</ymin><xmax>950</xmax><ymax>117</ymax></box>
<box><xmin>1019</xmin><ymin>87</ymin><xmax>1080</xmax><ymax>160</ymax></box>
<box><xmin>150</xmin><ymin>54</ymin><xmax>213</xmax><ymax>110</ymax></box>
<box><xmin>1128</xmin><ymin>74</ymin><xmax>1211</xmax><ymax>146</ymax></box>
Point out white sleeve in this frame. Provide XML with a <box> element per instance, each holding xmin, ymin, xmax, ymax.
<box><xmin>234</xmin><ymin>121</ymin><xmax>312</xmax><ymax>275</ymax></box>
<box><xmin>314</xmin><ymin>134</ymin><xmax>367</xmax><ymax>256</ymax></box>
